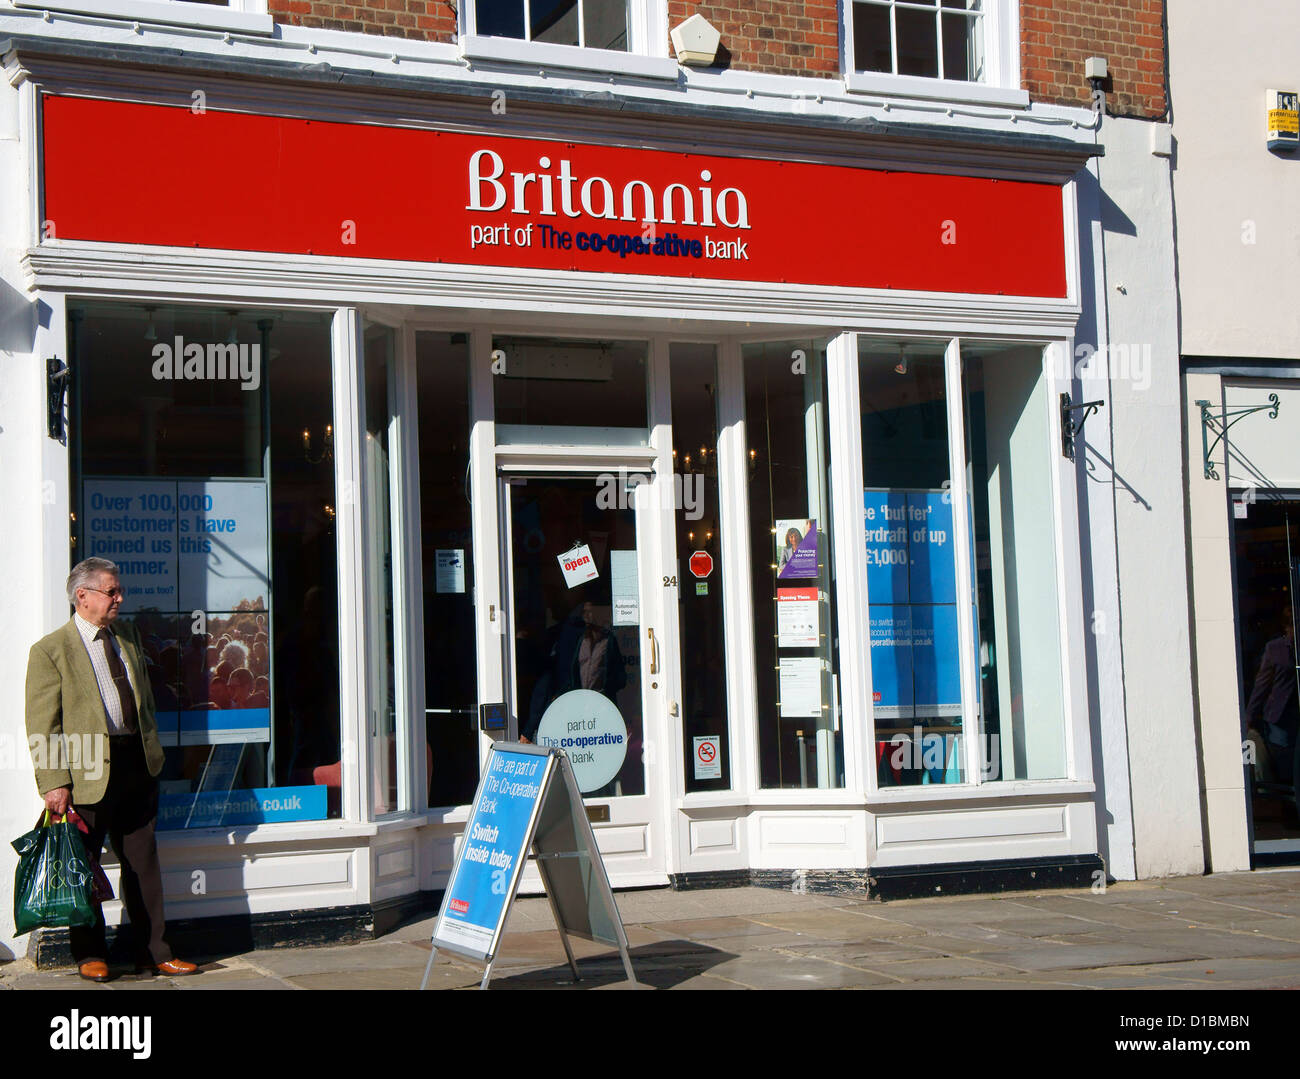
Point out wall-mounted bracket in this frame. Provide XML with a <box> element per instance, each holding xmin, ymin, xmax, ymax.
<box><xmin>1060</xmin><ymin>392</ymin><xmax>1106</xmax><ymax>461</ymax></box>
<box><xmin>1195</xmin><ymin>394</ymin><xmax>1280</xmax><ymax>480</ymax></box>
<box><xmin>46</xmin><ymin>356</ymin><xmax>70</xmax><ymax>443</ymax></box>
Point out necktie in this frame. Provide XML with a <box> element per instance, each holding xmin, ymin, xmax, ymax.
<box><xmin>95</xmin><ymin>627</ymin><xmax>139</xmax><ymax>735</ymax></box>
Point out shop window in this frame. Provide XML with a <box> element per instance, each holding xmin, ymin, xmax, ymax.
<box><xmin>416</xmin><ymin>332</ymin><xmax>480</xmax><ymax>809</ymax></box>
<box><xmin>492</xmin><ymin>335</ymin><xmax>649</xmax><ymax>446</ymax></box>
<box><xmin>860</xmin><ymin>339</ymin><xmax>966</xmax><ymax>786</ymax></box>
<box><xmin>962</xmin><ymin>344</ymin><xmax>1065</xmax><ymax>781</ymax></box>
<box><xmin>743</xmin><ymin>340</ymin><xmax>843</xmax><ymax>789</ymax></box>
<box><xmin>860</xmin><ymin>337</ymin><xmax>1067</xmax><ymax>787</ymax></box>
<box><xmin>70</xmin><ymin>303</ymin><xmax>340</xmax><ymax>826</ymax></box>
<box><xmin>475</xmin><ymin>0</ymin><xmax>630</xmax><ymax>50</ymax></box>
<box><xmin>670</xmin><ymin>344</ymin><xmax>730</xmax><ymax>792</ymax></box>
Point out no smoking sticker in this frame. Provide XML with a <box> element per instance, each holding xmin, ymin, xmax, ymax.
<box><xmin>693</xmin><ymin>735</ymin><xmax>721</xmax><ymax>780</ymax></box>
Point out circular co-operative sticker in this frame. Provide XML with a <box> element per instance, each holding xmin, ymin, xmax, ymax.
<box><xmin>535</xmin><ymin>689</ymin><xmax>628</xmax><ymax>792</ymax></box>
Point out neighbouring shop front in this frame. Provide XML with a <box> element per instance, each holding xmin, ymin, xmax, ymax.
<box><xmin>11</xmin><ymin>43</ymin><xmax>1105</xmax><ymax>941</ymax></box>
<box><xmin>1185</xmin><ymin>362</ymin><xmax>1300</xmax><ymax>871</ymax></box>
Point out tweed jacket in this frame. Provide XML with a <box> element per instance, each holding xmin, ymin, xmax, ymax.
<box><xmin>25</xmin><ymin>617</ymin><xmax>165</xmax><ymax>804</ymax></box>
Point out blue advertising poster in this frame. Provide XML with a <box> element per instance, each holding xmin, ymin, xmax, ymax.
<box><xmin>908</xmin><ymin>492</ymin><xmax>957</xmax><ymax>605</ymax></box>
<box><xmin>911</xmin><ymin>604</ymin><xmax>962</xmax><ymax>716</ymax></box>
<box><xmin>869</xmin><ymin>606</ymin><xmax>913</xmax><ymax>718</ymax></box>
<box><xmin>865</xmin><ymin>489</ymin><xmax>961</xmax><ymax>717</ymax></box>
<box><xmin>435</xmin><ymin>747</ymin><xmax>553</xmax><ymax>959</ymax></box>
<box><xmin>157</xmin><ymin>784</ymin><xmax>326</xmax><ymax>830</ymax></box>
<box><xmin>83</xmin><ymin>478</ymin><xmax>273</xmax><ymax>748</ymax></box>
<box><xmin>864</xmin><ymin>491</ymin><xmax>909</xmax><ymax>605</ymax></box>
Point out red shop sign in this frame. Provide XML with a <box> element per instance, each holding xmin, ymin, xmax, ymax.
<box><xmin>41</xmin><ymin>95</ymin><xmax>1068</xmax><ymax>298</ymax></box>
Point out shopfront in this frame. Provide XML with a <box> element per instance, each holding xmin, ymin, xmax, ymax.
<box><xmin>7</xmin><ymin>42</ymin><xmax>1106</xmax><ymax>940</ymax></box>
<box><xmin>1185</xmin><ymin>363</ymin><xmax>1300</xmax><ymax>872</ymax></box>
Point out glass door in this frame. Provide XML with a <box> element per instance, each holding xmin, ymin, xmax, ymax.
<box><xmin>501</xmin><ymin>470</ymin><xmax>667</xmax><ymax>883</ymax></box>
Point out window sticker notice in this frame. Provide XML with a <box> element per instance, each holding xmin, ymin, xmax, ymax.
<box><xmin>693</xmin><ymin>736</ymin><xmax>721</xmax><ymax>780</ymax></box>
<box><xmin>436</xmin><ymin>549</ymin><xmax>466</xmax><ymax>593</ymax></box>
<box><xmin>777</xmin><ymin>587</ymin><xmax>819</xmax><ymax>648</ymax></box>
<box><xmin>779</xmin><ymin>656</ymin><xmax>823</xmax><ymax>718</ymax></box>
<box><xmin>558</xmin><ymin>542</ymin><xmax>599</xmax><ymax>588</ymax></box>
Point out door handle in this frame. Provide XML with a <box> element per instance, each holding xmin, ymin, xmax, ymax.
<box><xmin>647</xmin><ymin>627</ymin><xmax>659</xmax><ymax>675</ymax></box>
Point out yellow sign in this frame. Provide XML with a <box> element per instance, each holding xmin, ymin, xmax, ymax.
<box><xmin>1268</xmin><ymin>108</ymin><xmax>1299</xmax><ymax>134</ymax></box>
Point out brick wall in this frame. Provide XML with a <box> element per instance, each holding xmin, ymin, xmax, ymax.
<box><xmin>1021</xmin><ymin>0</ymin><xmax>1167</xmax><ymax>118</ymax></box>
<box><xmin>666</xmin><ymin>1</ymin><xmax>839</xmax><ymax>77</ymax></box>
<box><xmin>268</xmin><ymin>0</ymin><xmax>456</xmax><ymax>42</ymax></box>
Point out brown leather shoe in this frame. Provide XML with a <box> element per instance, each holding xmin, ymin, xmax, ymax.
<box><xmin>152</xmin><ymin>958</ymin><xmax>199</xmax><ymax>976</ymax></box>
<box><xmin>78</xmin><ymin>961</ymin><xmax>110</xmax><ymax>982</ymax></box>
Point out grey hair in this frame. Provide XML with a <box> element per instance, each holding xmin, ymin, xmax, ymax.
<box><xmin>67</xmin><ymin>558</ymin><xmax>120</xmax><ymax>606</ymax></box>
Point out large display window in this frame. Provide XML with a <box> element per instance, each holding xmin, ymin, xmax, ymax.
<box><xmin>743</xmin><ymin>339</ymin><xmax>843</xmax><ymax>789</ymax></box>
<box><xmin>70</xmin><ymin>302</ymin><xmax>341</xmax><ymax>826</ymax></box>
<box><xmin>860</xmin><ymin>336</ymin><xmax>1067</xmax><ymax>787</ymax></box>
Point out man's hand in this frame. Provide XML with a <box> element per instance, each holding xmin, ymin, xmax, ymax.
<box><xmin>43</xmin><ymin>787</ymin><xmax>71</xmax><ymax>819</ymax></box>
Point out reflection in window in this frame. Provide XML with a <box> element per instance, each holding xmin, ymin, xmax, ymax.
<box><xmin>670</xmin><ymin>344</ymin><xmax>731</xmax><ymax>792</ymax></box>
<box><xmin>962</xmin><ymin>344</ymin><xmax>1065</xmax><ymax>781</ymax></box>
<box><xmin>71</xmin><ymin>303</ymin><xmax>340</xmax><ymax>825</ymax></box>
<box><xmin>744</xmin><ymin>340</ymin><xmax>842</xmax><ymax>789</ymax></box>
<box><xmin>475</xmin><ymin>0</ymin><xmax>630</xmax><ymax>50</ymax></box>
<box><xmin>416</xmin><ymin>332</ymin><xmax>479</xmax><ymax>808</ymax></box>
<box><xmin>364</xmin><ymin>326</ymin><xmax>399</xmax><ymax>815</ymax></box>
<box><xmin>492</xmin><ymin>335</ymin><xmax>648</xmax><ymax>445</ymax></box>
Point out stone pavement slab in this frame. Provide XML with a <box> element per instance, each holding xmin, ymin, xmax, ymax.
<box><xmin>7</xmin><ymin>874</ymin><xmax>1300</xmax><ymax>990</ymax></box>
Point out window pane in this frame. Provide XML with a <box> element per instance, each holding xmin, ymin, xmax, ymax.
<box><xmin>744</xmin><ymin>340</ymin><xmax>842</xmax><ymax>789</ymax></box>
<box><xmin>363</xmin><ymin>326</ymin><xmax>399</xmax><ymax>815</ymax></box>
<box><xmin>492</xmin><ymin>335</ymin><xmax>648</xmax><ymax>444</ymax></box>
<box><xmin>670</xmin><ymin>344</ymin><xmax>730</xmax><ymax>791</ymax></box>
<box><xmin>895</xmin><ymin>5</ymin><xmax>940</xmax><ymax>78</ymax></box>
<box><xmin>963</xmin><ymin>345</ymin><xmax>1066</xmax><ymax>781</ymax></box>
<box><xmin>583</xmin><ymin>0</ymin><xmax>630</xmax><ymax>50</ymax></box>
<box><xmin>416</xmin><ymin>332</ymin><xmax>479</xmax><ymax>808</ymax></box>
<box><xmin>852</xmin><ymin>1</ymin><xmax>893</xmax><ymax>73</ymax></box>
<box><xmin>72</xmin><ymin>302</ymin><xmax>340</xmax><ymax>826</ymax></box>
<box><xmin>476</xmin><ymin>0</ymin><xmax>526</xmax><ymax>39</ymax></box>
<box><xmin>859</xmin><ymin>339</ymin><xmax>965</xmax><ymax>786</ymax></box>
<box><xmin>942</xmin><ymin>11</ymin><xmax>982</xmax><ymax>82</ymax></box>
<box><xmin>531</xmin><ymin>0</ymin><xmax>579</xmax><ymax>44</ymax></box>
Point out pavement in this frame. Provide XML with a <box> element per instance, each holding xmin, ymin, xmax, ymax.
<box><xmin>5</xmin><ymin>868</ymin><xmax>1300</xmax><ymax>990</ymax></box>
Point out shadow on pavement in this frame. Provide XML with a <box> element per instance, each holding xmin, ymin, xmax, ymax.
<box><xmin>484</xmin><ymin>940</ymin><xmax>736</xmax><ymax>990</ymax></box>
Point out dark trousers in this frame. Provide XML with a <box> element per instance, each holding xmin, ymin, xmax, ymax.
<box><xmin>69</xmin><ymin>736</ymin><xmax>172</xmax><ymax>966</ymax></box>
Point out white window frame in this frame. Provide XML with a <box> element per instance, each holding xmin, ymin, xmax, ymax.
<box><xmin>12</xmin><ymin>0</ymin><xmax>274</xmax><ymax>35</ymax></box>
<box><xmin>842</xmin><ymin>0</ymin><xmax>1028</xmax><ymax>108</ymax></box>
<box><xmin>459</xmin><ymin>0</ymin><xmax>677</xmax><ymax>80</ymax></box>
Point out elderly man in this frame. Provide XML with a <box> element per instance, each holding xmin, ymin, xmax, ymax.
<box><xmin>26</xmin><ymin>557</ymin><xmax>198</xmax><ymax>981</ymax></box>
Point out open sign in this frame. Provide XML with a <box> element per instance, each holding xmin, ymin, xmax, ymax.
<box><xmin>558</xmin><ymin>543</ymin><xmax>599</xmax><ymax>587</ymax></box>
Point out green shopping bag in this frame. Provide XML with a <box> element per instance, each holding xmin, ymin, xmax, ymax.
<box><xmin>11</xmin><ymin>811</ymin><xmax>97</xmax><ymax>935</ymax></box>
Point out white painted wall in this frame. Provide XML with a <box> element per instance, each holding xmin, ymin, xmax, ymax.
<box><xmin>1093</xmin><ymin>114</ymin><xmax>1204</xmax><ymax>878</ymax></box>
<box><xmin>0</xmin><ymin>71</ymin><xmax>50</xmax><ymax>961</ymax></box>
<box><xmin>1184</xmin><ymin>372</ymin><xmax>1251</xmax><ymax>872</ymax></box>
<box><xmin>1169</xmin><ymin>0</ymin><xmax>1300</xmax><ymax>360</ymax></box>
<box><xmin>1224</xmin><ymin>382</ymin><xmax>1300</xmax><ymax>489</ymax></box>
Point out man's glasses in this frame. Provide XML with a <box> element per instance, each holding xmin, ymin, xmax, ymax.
<box><xmin>83</xmin><ymin>586</ymin><xmax>125</xmax><ymax>600</ymax></box>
